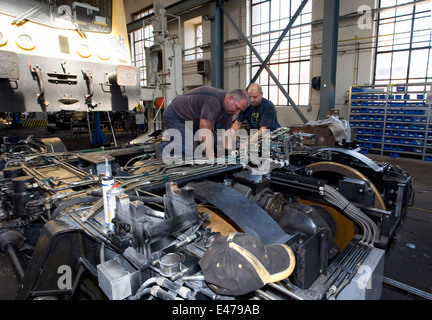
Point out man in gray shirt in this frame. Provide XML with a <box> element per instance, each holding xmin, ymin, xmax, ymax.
<box><xmin>162</xmin><ymin>86</ymin><xmax>249</xmax><ymax>160</ymax></box>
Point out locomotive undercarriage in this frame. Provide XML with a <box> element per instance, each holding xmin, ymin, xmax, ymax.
<box><xmin>0</xmin><ymin>132</ymin><xmax>413</xmax><ymax>300</ymax></box>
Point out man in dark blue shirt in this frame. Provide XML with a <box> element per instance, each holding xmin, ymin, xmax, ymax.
<box><xmin>232</xmin><ymin>83</ymin><xmax>280</xmax><ymax>145</ymax></box>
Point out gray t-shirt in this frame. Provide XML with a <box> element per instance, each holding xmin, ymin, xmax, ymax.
<box><xmin>169</xmin><ymin>87</ymin><xmax>231</xmax><ymax>130</ymax></box>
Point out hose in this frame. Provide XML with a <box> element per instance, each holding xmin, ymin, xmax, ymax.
<box><xmin>322</xmin><ymin>184</ymin><xmax>379</xmax><ymax>246</ymax></box>
<box><xmin>129</xmin><ymin>276</ymin><xmax>197</xmax><ymax>300</ymax></box>
<box><xmin>157</xmin><ymin>277</ymin><xmax>196</xmax><ymax>300</ymax></box>
<box><xmin>325</xmin><ymin>243</ymin><xmax>371</xmax><ymax>299</ymax></box>
<box><xmin>128</xmin><ymin>276</ymin><xmax>159</xmax><ymax>300</ymax></box>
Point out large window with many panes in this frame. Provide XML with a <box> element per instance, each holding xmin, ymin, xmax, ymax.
<box><xmin>374</xmin><ymin>0</ymin><xmax>431</xmax><ymax>86</ymax></box>
<box><xmin>250</xmin><ymin>0</ymin><xmax>312</xmax><ymax>106</ymax></box>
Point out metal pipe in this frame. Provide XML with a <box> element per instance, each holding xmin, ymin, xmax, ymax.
<box><xmin>87</xmin><ymin>112</ymin><xmax>92</xmax><ymax>143</ymax></box>
<box><xmin>182</xmin><ymin>275</ymin><xmax>205</xmax><ymax>281</ymax></box>
<box><xmin>255</xmin><ymin>289</ymin><xmax>278</xmax><ymax>300</ymax></box>
<box><xmin>5</xmin><ymin>242</ymin><xmax>26</xmax><ymax>281</ymax></box>
<box><xmin>106</xmin><ymin>111</ymin><xmax>117</xmax><ymax>147</ymax></box>
<box><xmin>144</xmin><ymin>207</ymin><xmax>165</xmax><ymax>218</ymax></box>
<box><xmin>383</xmin><ymin>277</ymin><xmax>432</xmax><ymax>300</ymax></box>
<box><xmin>210</xmin><ymin>0</ymin><xmax>224</xmax><ymax>88</ymax></box>
<box><xmin>50</xmin><ymin>158</ymin><xmax>89</xmax><ymax>179</ymax></box>
<box><xmin>268</xmin><ymin>282</ymin><xmax>304</xmax><ymax>300</ymax></box>
<box><xmin>134</xmin><ymin>164</ymin><xmax>244</xmax><ymax>193</ymax></box>
<box><xmin>319</xmin><ymin>0</ymin><xmax>340</xmax><ymax>119</ymax></box>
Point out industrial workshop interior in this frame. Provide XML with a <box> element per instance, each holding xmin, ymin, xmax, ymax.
<box><xmin>0</xmin><ymin>0</ymin><xmax>431</xmax><ymax>306</ymax></box>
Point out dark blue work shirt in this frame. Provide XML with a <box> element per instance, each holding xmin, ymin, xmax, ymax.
<box><xmin>236</xmin><ymin>98</ymin><xmax>280</xmax><ymax>131</ymax></box>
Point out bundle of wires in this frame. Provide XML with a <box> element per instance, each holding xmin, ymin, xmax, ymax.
<box><xmin>322</xmin><ymin>184</ymin><xmax>380</xmax><ymax>247</ymax></box>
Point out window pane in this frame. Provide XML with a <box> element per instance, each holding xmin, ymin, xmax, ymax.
<box><xmin>391</xmin><ymin>51</ymin><xmax>409</xmax><ymax>81</ymax></box>
<box><xmin>381</xmin><ymin>0</ymin><xmax>396</xmax><ymax>7</ymax></box>
<box><xmin>289</xmin><ymin>85</ymin><xmax>299</xmax><ymax>105</ymax></box>
<box><xmin>269</xmin><ymin>85</ymin><xmax>279</xmax><ymax>104</ymax></box>
<box><xmin>302</xmin><ymin>12</ymin><xmax>311</xmax><ymax>24</ymax></box>
<box><xmin>289</xmin><ymin>62</ymin><xmax>299</xmax><ymax>83</ymax></box>
<box><xmin>260</xmin><ymin>2</ymin><xmax>270</xmax><ymax>23</ymax></box>
<box><xmin>290</xmin><ymin>38</ymin><xmax>301</xmax><ymax>59</ymax></box>
<box><xmin>396</xmin><ymin>1</ymin><xmax>413</xmax><ymax>16</ymax></box>
<box><xmin>252</xmin><ymin>5</ymin><xmax>261</xmax><ymax>24</ymax></box>
<box><xmin>279</xmin><ymin>64</ymin><xmax>289</xmax><ymax>84</ymax></box>
<box><xmin>377</xmin><ymin>21</ymin><xmax>394</xmax><ymax>51</ymax></box>
<box><xmin>260</xmin><ymin>69</ymin><xmax>270</xmax><ymax>86</ymax></box>
<box><xmin>409</xmin><ymin>50</ymin><xmax>428</xmax><ymax>79</ymax></box>
<box><xmin>299</xmin><ymin>84</ymin><xmax>309</xmax><ymax>105</ymax></box>
<box><xmin>393</xmin><ymin>20</ymin><xmax>412</xmax><ymax>50</ymax></box>
<box><xmin>376</xmin><ymin>53</ymin><xmax>392</xmax><ymax>80</ymax></box>
<box><xmin>380</xmin><ymin>7</ymin><xmax>395</xmax><ymax>20</ymax></box>
<box><xmin>279</xmin><ymin>90</ymin><xmax>288</xmax><ymax>106</ymax></box>
<box><xmin>300</xmin><ymin>61</ymin><xmax>310</xmax><ymax>83</ymax></box>
<box><xmin>271</xmin><ymin>1</ymin><xmax>280</xmax><ymax>20</ymax></box>
<box><xmin>291</xmin><ymin>0</ymin><xmax>301</xmax><ymax>14</ymax></box>
<box><xmin>270</xmin><ymin>63</ymin><xmax>279</xmax><ymax>79</ymax></box>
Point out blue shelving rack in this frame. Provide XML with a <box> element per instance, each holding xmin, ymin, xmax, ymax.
<box><xmin>349</xmin><ymin>83</ymin><xmax>432</xmax><ymax>161</ymax></box>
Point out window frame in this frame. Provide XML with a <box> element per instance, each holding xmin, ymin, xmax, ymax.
<box><xmin>250</xmin><ymin>0</ymin><xmax>312</xmax><ymax>107</ymax></box>
<box><xmin>195</xmin><ymin>23</ymin><xmax>203</xmax><ymax>60</ymax></box>
<box><xmin>130</xmin><ymin>8</ymin><xmax>154</xmax><ymax>86</ymax></box>
<box><xmin>373</xmin><ymin>0</ymin><xmax>432</xmax><ymax>86</ymax></box>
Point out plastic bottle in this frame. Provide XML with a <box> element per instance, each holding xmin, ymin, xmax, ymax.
<box><xmin>106</xmin><ymin>182</ymin><xmax>124</xmax><ymax>231</ymax></box>
<box><xmin>102</xmin><ymin>159</ymin><xmax>114</xmax><ymax>229</ymax></box>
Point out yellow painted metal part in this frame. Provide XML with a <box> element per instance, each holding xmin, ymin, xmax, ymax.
<box><xmin>300</xmin><ymin>199</ymin><xmax>355</xmax><ymax>251</ymax></box>
<box><xmin>198</xmin><ymin>205</ymin><xmax>240</xmax><ymax>236</ymax></box>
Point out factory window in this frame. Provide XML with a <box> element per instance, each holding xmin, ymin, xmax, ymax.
<box><xmin>195</xmin><ymin>24</ymin><xmax>203</xmax><ymax>60</ymax></box>
<box><xmin>130</xmin><ymin>8</ymin><xmax>154</xmax><ymax>86</ymax></box>
<box><xmin>184</xmin><ymin>18</ymin><xmax>203</xmax><ymax>61</ymax></box>
<box><xmin>250</xmin><ymin>0</ymin><xmax>312</xmax><ymax>107</ymax></box>
<box><xmin>374</xmin><ymin>0</ymin><xmax>432</xmax><ymax>87</ymax></box>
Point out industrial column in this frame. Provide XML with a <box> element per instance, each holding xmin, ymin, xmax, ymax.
<box><xmin>319</xmin><ymin>0</ymin><xmax>340</xmax><ymax>119</ymax></box>
<box><xmin>211</xmin><ymin>0</ymin><xmax>224</xmax><ymax>88</ymax></box>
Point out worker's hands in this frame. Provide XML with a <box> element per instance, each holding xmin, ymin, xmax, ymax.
<box><xmin>199</xmin><ymin>119</ymin><xmax>215</xmax><ymax>160</ymax></box>
<box><xmin>238</xmin><ymin>127</ymin><xmax>268</xmax><ymax>150</ymax></box>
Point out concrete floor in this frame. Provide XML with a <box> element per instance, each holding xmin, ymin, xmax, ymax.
<box><xmin>0</xmin><ymin>125</ymin><xmax>431</xmax><ymax>300</ymax></box>
<box><xmin>367</xmin><ymin>154</ymin><xmax>432</xmax><ymax>300</ymax></box>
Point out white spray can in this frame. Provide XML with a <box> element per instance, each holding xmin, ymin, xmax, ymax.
<box><xmin>106</xmin><ymin>182</ymin><xmax>124</xmax><ymax>231</ymax></box>
<box><xmin>102</xmin><ymin>159</ymin><xmax>114</xmax><ymax>229</ymax></box>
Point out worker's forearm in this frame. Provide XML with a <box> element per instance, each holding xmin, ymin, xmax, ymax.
<box><xmin>198</xmin><ymin>131</ymin><xmax>215</xmax><ymax>160</ymax></box>
<box><xmin>249</xmin><ymin>127</ymin><xmax>267</xmax><ymax>142</ymax></box>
